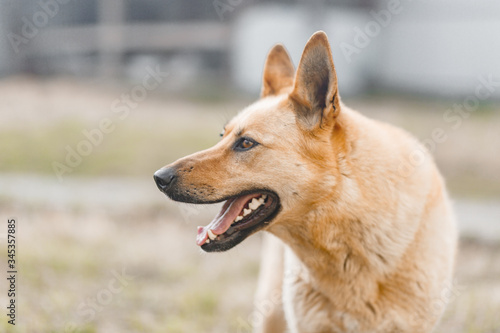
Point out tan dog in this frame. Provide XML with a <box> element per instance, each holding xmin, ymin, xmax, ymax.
<box><xmin>154</xmin><ymin>31</ymin><xmax>457</xmax><ymax>333</ymax></box>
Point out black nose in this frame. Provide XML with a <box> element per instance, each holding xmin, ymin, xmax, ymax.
<box><xmin>154</xmin><ymin>167</ymin><xmax>177</xmax><ymax>193</ymax></box>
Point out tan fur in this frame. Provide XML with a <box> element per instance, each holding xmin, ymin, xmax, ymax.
<box><xmin>162</xmin><ymin>31</ymin><xmax>457</xmax><ymax>332</ymax></box>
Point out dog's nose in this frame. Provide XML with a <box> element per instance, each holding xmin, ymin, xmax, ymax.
<box><xmin>154</xmin><ymin>167</ymin><xmax>177</xmax><ymax>193</ymax></box>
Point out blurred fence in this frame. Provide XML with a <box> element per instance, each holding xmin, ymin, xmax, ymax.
<box><xmin>1</xmin><ymin>0</ymin><xmax>499</xmax><ymax>98</ymax></box>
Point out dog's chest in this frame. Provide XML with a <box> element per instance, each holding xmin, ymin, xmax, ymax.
<box><xmin>282</xmin><ymin>248</ymin><xmax>361</xmax><ymax>333</ymax></box>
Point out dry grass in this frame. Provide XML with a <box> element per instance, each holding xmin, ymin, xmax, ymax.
<box><xmin>0</xmin><ymin>204</ymin><xmax>260</xmax><ymax>333</ymax></box>
<box><xmin>0</xmin><ymin>204</ymin><xmax>499</xmax><ymax>332</ymax></box>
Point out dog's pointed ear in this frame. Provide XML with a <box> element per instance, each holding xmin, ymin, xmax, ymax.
<box><xmin>290</xmin><ymin>31</ymin><xmax>341</xmax><ymax>130</ymax></box>
<box><xmin>261</xmin><ymin>44</ymin><xmax>295</xmax><ymax>98</ymax></box>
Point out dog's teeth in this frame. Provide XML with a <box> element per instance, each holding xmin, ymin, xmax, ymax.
<box><xmin>243</xmin><ymin>208</ymin><xmax>251</xmax><ymax>216</ymax></box>
<box><xmin>205</xmin><ymin>239</ymin><xmax>210</xmax><ymax>243</ymax></box>
<box><xmin>207</xmin><ymin>229</ymin><xmax>217</xmax><ymax>241</ymax></box>
<box><xmin>249</xmin><ymin>198</ymin><xmax>260</xmax><ymax>210</ymax></box>
<box><xmin>262</xmin><ymin>194</ymin><xmax>267</xmax><ymax>200</ymax></box>
<box><xmin>235</xmin><ymin>216</ymin><xmax>243</xmax><ymax>222</ymax></box>
<box><xmin>258</xmin><ymin>197</ymin><xmax>265</xmax><ymax>204</ymax></box>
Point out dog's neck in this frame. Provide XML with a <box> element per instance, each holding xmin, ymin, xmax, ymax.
<box><xmin>269</xmin><ymin>200</ymin><xmax>388</xmax><ymax>309</ymax></box>
<box><xmin>268</xmin><ymin>108</ymin><xmax>393</xmax><ymax>302</ymax></box>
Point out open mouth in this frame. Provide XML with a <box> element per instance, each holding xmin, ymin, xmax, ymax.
<box><xmin>197</xmin><ymin>191</ymin><xmax>280</xmax><ymax>252</ymax></box>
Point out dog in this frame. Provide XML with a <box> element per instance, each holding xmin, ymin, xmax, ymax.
<box><xmin>154</xmin><ymin>31</ymin><xmax>457</xmax><ymax>333</ymax></box>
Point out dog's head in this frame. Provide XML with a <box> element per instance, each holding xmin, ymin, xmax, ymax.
<box><xmin>154</xmin><ymin>31</ymin><xmax>345</xmax><ymax>252</ymax></box>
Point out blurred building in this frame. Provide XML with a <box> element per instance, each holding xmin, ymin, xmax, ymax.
<box><xmin>0</xmin><ymin>0</ymin><xmax>499</xmax><ymax>98</ymax></box>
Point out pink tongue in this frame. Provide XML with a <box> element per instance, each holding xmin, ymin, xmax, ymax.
<box><xmin>196</xmin><ymin>193</ymin><xmax>260</xmax><ymax>246</ymax></box>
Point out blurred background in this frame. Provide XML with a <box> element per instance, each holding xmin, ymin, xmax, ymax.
<box><xmin>0</xmin><ymin>0</ymin><xmax>499</xmax><ymax>332</ymax></box>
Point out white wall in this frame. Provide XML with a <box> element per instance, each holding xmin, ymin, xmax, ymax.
<box><xmin>374</xmin><ymin>0</ymin><xmax>500</xmax><ymax>98</ymax></box>
<box><xmin>231</xmin><ymin>1</ymin><xmax>500</xmax><ymax>99</ymax></box>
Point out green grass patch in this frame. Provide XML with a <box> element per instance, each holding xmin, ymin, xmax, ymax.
<box><xmin>0</xmin><ymin>119</ymin><xmax>218</xmax><ymax>177</ymax></box>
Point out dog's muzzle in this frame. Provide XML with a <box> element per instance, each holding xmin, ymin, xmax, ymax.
<box><xmin>154</xmin><ymin>167</ymin><xmax>177</xmax><ymax>194</ymax></box>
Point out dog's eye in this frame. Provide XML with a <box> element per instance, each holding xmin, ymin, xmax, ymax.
<box><xmin>234</xmin><ymin>138</ymin><xmax>258</xmax><ymax>151</ymax></box>
<box><xmin>241</xmin><ymin>139</ymin><xmax>253</xmax><ymax>149</ymax></box>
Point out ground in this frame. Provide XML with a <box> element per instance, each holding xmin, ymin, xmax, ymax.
<box><xmin>1</xmin><ymin>200</ymin><xmax>499</xmax><ymax>333</ymax></box>
<box><xmin>0</xmin><ymin>77</ymin><xmax>499</xmax><ymax>332</ymax></box>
